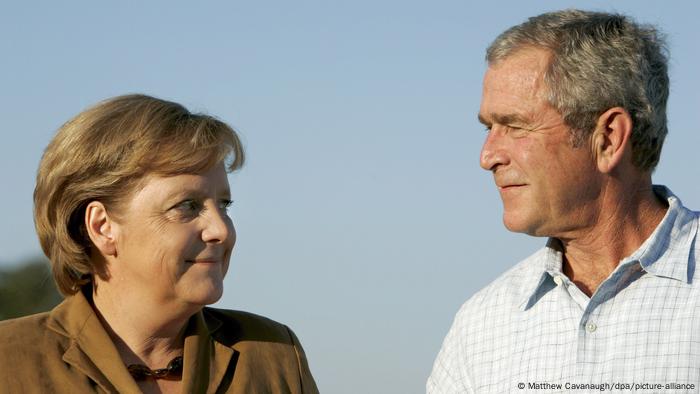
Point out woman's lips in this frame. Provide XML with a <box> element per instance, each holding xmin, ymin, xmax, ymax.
<box><xmin>186</xmin><ymin>259</ymin><xmax>220</xmax><ymax>264</ymax></box>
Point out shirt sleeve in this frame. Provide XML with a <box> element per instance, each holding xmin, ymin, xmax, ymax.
<box><xmin>427</xmin><ymin>315</ymin><xmax>474</xmax><ymax>394</ymax></box>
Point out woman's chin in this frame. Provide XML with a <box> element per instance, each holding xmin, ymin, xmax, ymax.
<box><xmin>199</xmin><ymin>287</ymin><xmax>224</xmax><ymax>306</ymax></box>
<box><xmin>179</xmin><ymin>283</ymin><xmax>225</xmax><ymax>307</ymax></box>
<box><xmin>177</xmin><ymin>266</ymin><xmax>227</xmax><ymax>306</ymax></box>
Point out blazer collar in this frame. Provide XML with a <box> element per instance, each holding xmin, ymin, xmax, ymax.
<box><xmin>46</xmin><ymin>291</ymin><xmax>237</xmax><ymax>394</ymax></box>
<box><xmin>46</xmin><ymin>290</ymin><xmax>141</xmax><ymax>393</ymax></box>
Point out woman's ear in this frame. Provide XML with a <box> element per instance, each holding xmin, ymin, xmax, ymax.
<box><xmin>85</xmin><ymin>201</ymin><xmax>118</xmax><ymax>257</ymax></box>
<box><xmin>591</xmin><ymin>107</ymin><xmax>634</xmax><ymax>174</ymax></box>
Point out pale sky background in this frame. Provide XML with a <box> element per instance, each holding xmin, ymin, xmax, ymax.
<box><xmin>1</xmin><ymin>1</ymin><xmax>698</xmax><ymax>393</ymax></box>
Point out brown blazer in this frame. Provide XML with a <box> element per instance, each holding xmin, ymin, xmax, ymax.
<box><xmin>0</xmin><ymin>292</ymin><xmax>319</xmax><ymax>394</ymax></box>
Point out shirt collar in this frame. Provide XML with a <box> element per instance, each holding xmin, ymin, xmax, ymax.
<box><xmin>626</xmin><ymin>186</ymin><xmax>697</xmax><ymax>283</ymax></box>
<box><xmin>519</xmin><ymin>185</ymin><xmax>698</xmax><ymax>309</ymax></box>
<box><xmin>519</xmin><ymin>239</ymin><xmax>564</xmax><ymax>310</ymax></box>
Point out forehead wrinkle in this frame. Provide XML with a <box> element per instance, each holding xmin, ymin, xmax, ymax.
<box><xmin>478</xmin><ymin>111</ymin><xmax>532</xmax><ymax>127</ymax></box>
<box><xmin>494</xmin><ymin>113</ymin><xmax>530</xmax><ymax>126</ymax></box>
<box><xmin>485</xmin><ymin>50</ymin><xmax>551</xmax><ymax>101</ymax></box>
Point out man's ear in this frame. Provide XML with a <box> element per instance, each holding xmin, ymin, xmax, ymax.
<box><xmin>590</xmin><ymin>107</ymin><xmax>633</xmax><ymax>174</ymax></box>
<box><xmin>85</xmin><ymin>201</ymin><xmax>118</xmax><ymax>257</ymax></box>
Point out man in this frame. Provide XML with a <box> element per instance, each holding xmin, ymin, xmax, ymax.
<box><xmin>428</xmin><ymin>9</ymin><xmax>699</xmax><ymax>393</ymax></box>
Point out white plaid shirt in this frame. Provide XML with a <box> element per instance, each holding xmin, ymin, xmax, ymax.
<box><xmin>428</xmin><ymin>186</ymin><xmax>700</xmax><ymax>393</ymax></box>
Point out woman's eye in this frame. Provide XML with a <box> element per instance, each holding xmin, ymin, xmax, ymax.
<box><xmin>175</xmin><ymin>200</ymin><xmax>201</xmax><ymax>214</ymax></box>
<box><xmin>219</xmin><ymin>199</ymin><xmax>233</xmax><ymax>211</ymax></box>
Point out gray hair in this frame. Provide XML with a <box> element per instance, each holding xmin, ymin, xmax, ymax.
<box><xmin>487</xmin><ymin>9</ymin><xmax>669</xmax><ymax>171</ymax></box>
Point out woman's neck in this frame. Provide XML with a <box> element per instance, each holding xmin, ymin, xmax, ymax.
<box><xmin>89</xmin><ymin>282</ymin><xmax>193</xmax><ymax>368</ymax></box>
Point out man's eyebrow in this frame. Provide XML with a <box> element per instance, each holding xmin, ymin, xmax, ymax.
<box><xmin>478</xmin><ymin>113</ymin><xmax>529</xmax><ymax>127</ymax></box>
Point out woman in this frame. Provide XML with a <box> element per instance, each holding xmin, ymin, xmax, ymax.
<box><xmin>0</xmin><ymin>95</ymin><xmax>319</xmax><ymax>394</ymax></box>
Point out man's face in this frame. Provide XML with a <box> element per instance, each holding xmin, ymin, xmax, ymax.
<box><xmin>478</xmin><ymin>48</ymin><xmax>601</xmax><ymax>237</ymax></box>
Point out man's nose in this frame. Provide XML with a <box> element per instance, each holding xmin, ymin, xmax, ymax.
<box><xmin>479</xmin><ymin>128</ymin><xmax>510</xmax><ymax>171</ymax></box>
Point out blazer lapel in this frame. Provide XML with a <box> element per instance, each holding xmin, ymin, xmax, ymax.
<box><xmin>181</xmin><ymin>311</ymin><xmax>210</xmax><ymax>394</ymax></box>
<box><xmin>47</xmin><ymin>292</ymin><xmax>142</xmax><ymax>394</ymax></box>
<box><xmin>181</xmin><ymin>310</ymin><xmax>236</xmax><ymax>394</ymax></box>
<box><xmin>209</xmin><ymin>341</ymin><xmax>235</xmax><ymax>394</ymax></box>
<box><xmin>62</xmin><ymin>344</ymin><xmax>117</xmax><ymax>393</ymax></box>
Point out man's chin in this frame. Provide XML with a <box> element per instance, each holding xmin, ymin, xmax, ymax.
<box><xmin>502</xmin><ymin>214</ymin><xmax>546</xmax><ymax>237</ymax></box>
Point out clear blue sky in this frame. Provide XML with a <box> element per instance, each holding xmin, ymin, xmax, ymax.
<box><xmin>1</xmin><ymin>1</ymin><xmax>698</xmax><ymax>393</ymax></box>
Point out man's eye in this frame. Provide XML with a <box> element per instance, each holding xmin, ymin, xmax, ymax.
<box><xmin>510</xmin><ymin>126</ymin><xmax>530</xmax><ymax>136</ymax></box>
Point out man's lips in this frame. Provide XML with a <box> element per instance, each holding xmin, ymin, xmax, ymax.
<box><xmin>498</xmin><ymin>184</ymin><xmax>526</xmax><ymax>190</ymax></box>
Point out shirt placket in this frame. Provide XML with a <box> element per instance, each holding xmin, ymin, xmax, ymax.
<box><xmin>572</xmin><ymin>261</ymin><xmax>643</xmax><ymax>380</ymax></box>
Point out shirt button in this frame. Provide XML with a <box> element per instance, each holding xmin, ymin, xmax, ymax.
<box><xmin>553</xmin><ymin>276</ymin><xmax>563</xmax><ymax>286</ymax></box>
<box><xmin>586</xmin><ymin>322</ymin><xmax>597</xmax><ymax>333</ymax></box>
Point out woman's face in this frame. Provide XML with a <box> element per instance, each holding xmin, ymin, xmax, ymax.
<box><xmin>109</xmin><ymin>163</ymin><xmax>235</xmax><ymax>308</ymax></box>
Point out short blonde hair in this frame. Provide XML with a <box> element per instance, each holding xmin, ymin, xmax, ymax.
<box><xmin>34</xmin><ymin>94</ymin><xmax>245</xmax><ymax>295</ymax></box>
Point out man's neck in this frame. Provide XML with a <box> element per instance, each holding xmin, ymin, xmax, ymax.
<box><xmin>558</xmin><ymin>183</ymin><xmax>668</xmax><ymax>297</ymax></box>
